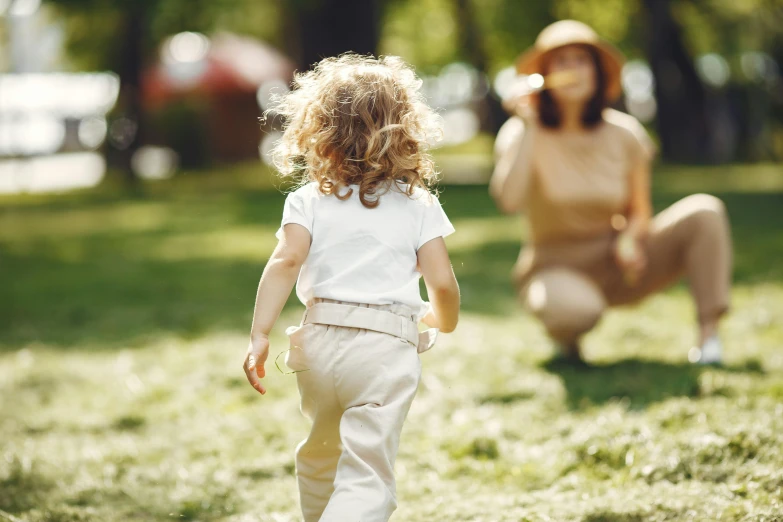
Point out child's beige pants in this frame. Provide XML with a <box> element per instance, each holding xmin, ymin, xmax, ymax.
<box><xmin>285</xmin><ymin>299</ymin><xmax>430</xmax><ymax>522</ymax></box>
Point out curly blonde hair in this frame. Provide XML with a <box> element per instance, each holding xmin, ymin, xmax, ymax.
<box><xmin>268</xmin><ymin>54</ymin><xmax>442</xmax><ymax>208</ymax></box>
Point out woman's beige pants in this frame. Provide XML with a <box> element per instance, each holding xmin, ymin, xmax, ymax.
<box><xmin>285</xmin><ymin>299</ymin><xmax>423</xmax><ymax>522</ymax></box>
<box><xmin>517</xmin><ymin>194</ymin><xmax>732</xmax><ymax>344</ymax></box>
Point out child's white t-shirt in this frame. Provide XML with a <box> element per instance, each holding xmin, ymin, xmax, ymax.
<box><xmin>275</xmin><ymin>181</ymin><xmax>455</xmax><ymax>309</ymax></box>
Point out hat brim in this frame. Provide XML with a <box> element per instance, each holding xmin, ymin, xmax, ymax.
<box><xmin>515</xmin><ymin>40</ymin><xmax>625</xmax><ymax>102</ymax></box>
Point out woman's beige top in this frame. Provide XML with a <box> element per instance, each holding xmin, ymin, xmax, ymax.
<box><xmin>495</xmin><ymin>109</ymin><xmax>655</xmax><ymax>244</ymax></box>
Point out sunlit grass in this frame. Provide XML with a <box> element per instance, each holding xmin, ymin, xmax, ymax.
<box><xmin>1</xmin><ymin>164</ymin><xmax>783</xmax><ymax>521</ymax></box>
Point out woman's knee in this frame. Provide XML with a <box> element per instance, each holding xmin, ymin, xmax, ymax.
<box><xmin>681</xmin><ymin>193</ymin><xmax>729</xmax><ymax>230</ymax></box>
<box><xmin>523</xmin><ymin>269</ymin><xmax>606</xmax><ymax>341</ymax></box>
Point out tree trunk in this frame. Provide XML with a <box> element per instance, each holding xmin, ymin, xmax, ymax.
<box><xmin>290</xmin><ymin>0</ymin><xmax>382</xmax><ymax>70</ymax></box>
<box><xmin>110</xmin><ymin>4</ymin><xmax>147</xmax><ymax>187</ymax></box>
<box><xmin>454</xmin><ymin>0</ymin><xmax>504</xmax><ymax>133</ymax></box>
<box><xmin>454</xmin><ymin>0</ymin><xmax>487</xmax><ymax>72</ymax></box>
<box><xmin>642</xmin><ymin>0</ymin><xmax>714</xmax><ymax>163</ymax></box>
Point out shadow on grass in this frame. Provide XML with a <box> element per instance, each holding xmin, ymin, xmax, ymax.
<box><xmin>542</xmin><ymin>357</ymin><xmax>764</xmax><ymax>410</ymax></box>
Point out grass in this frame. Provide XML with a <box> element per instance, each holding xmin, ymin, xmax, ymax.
<box><xmin>1</xmin><ymin>162</ymin><xmax>783</xmax><ymax>521</ymax></box>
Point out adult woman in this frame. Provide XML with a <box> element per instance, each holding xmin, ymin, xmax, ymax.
<box><xmin>491</xmin><ymin>20</ymin><xmax>732</xmax><ymax>364</ymax></box>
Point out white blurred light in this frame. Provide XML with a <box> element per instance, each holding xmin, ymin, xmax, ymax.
<box><xmin>504</xmin><ymin>74</ymin><xmax>547</xmax><ymax>100</ymax></box>
<box><xmin>625</xmin><ymin>96</ymin><xmax>657</xmax><ymax>123</ymax></box>
<box><xmin>741</xmin><ymin>52</ymin><xmax>766</xmax><ymax>82</ymax></box>
<box><xmin>77</xmin><ymin>116</ymin><xmax>107</xmax><ymax>150</ymax></box>
<box><xmin>161</xmin><ymin>33</ymin><xmax>210</xmax><ymax>87</ymax></box>
<box><xmin>259</xmin><ymin>131</ymin><xmax>283</xmax><ymax>165</ymax></box>
<box><xmin>439</xmin><ymin>62</ymin><xmax>477</xmax><ymax>104</ymax></box>
<box><xmin>0</xmin><ymin>0</ymin><xmax>12</xmax><ymax>16</ymax></box>
<box><xmin>0</xmin><ymin>115</ymin><xmax>65</xmax><ymax>155</ymax></box>
<box><xmin>493</xmin><ymin>66</ymin><xmax>518</xmax><ymax>100</ymax></box>
<box><xmin>422</xmin><ymin>62</ymin><xmax>481</xmax><ymax>108</ymax></box>
<box><xmin>0</xmin><ymin>73</ymin><xmax>120</xmax><ymax>118</ymax></box>
<box><xmin>527</xmin><ymin>281</ymin><xmax>547</xmax><ymax>310</ymax></box>
<box><xmin>131</xmin><ymin>146</ymin><xmax>178</xmax><ymax>180</ymax></box>
<box><xmin>528</xmin><ymin>73</ymin><xmax>544</xmax><ymax>90</ymax></box>
<box><xmin>622</xmin><ymin>60</ymin><xmax>655</xmax><ymax>100</ymax></box>
<box><xmin>622</xmin><ymin>60</ymin><xmax>657</xmax><ymax>122</ymax></box>
<box><xmin>440</xmin><ymin>108</ymin><xmax>479</xmax><ymax>146</ymax></box>
<box><xmin>0</xmin><ymin>153</ymin><xmax>104</xmax><ymax>194</ymax></box>
<box><xmin>256</xmin><ymin>79</ymin><xmax>289</xmax><ymax>112</ymax></box>
<box><xmin>108</xmin><ymin>117</ymin><xmax>137</xmax><ymax>150</ymax></box>
<box><xmin>166</xmin><ymin>32</ymin><xmax>210</xmax><ymax>64</ymax></box>
<box><xmin>8</xmin><ymin>0</ymin><xmax>40</xmax><ymax>17</ymax></box>
<box><xmin>696</xmin><ymin>53</ymin><xmax>730</xmax><ymax>88</ymax></box>
<box><xmin>740</xmin><ymin>51</ymin><xmax>779</xmax><ymax>88</ymax></box>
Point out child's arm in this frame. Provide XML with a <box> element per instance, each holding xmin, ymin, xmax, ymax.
<box><xmin>243</xmin><ymin>224</ymin><xmax>311</xmax><ymax>395</ymax></box>
<box><xmin>417</xmin><ymin>237</ymin><xmax>460</xmax><ymax>333</ymax></box>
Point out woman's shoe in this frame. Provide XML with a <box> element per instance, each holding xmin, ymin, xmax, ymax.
<box><xmin>688</xmin><ymin>335</ymin><xmax>723</xmax><ymax>365</ymax></box>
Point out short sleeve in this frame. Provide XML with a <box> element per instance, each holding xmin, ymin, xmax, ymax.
<box><xmin>627</xmin><ymin>118</ymin><xmax>656</xmax><ymax>163</ymax></box>
<box><xmin>417</xmin><ymin>195</ymin><xmax>455</xmax><ymax>249</ymax></box>
<box><xmin>275</xmin><ymin>187</ymin><xmax>314</xmax><ymax>239</ymax></box>
<box><xmin>604</xmin><ymin>109</ymin><xmax>657</xmax><ymax>165</ymax></box>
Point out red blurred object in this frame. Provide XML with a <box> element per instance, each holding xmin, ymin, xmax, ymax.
<box><xmin>144</xmin><ymin>32</ymin><xmax>295</xmax><ymax>107</ymax></box>
<box><xmin>142</xmin><ymin>32</ymin><xmax>295</xmax><ymax>163</ymax></box>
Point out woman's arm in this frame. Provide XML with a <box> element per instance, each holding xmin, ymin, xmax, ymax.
<box><xmin>489</xmin><ymin>116</ymin><xmax>536</xmax><ymax>214</ymax></box>
<box><xmin>615</xmin><ymin>155</ymin><xmax>652</xmax><ymax>285</ymax></box>
<box><xmin>626</xmin><ymin>159</ymin><xmax>652</xmax><ymax>237</ymax></box>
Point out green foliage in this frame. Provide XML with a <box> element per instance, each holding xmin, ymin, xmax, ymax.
<box><xmin>464</xmin><ymin>0</ymin><xmax>556</xmax><ymax>74</ymax></box>
<box><xmin>50</xmin><ymin>0</ymin><xmax>283</xmax><ymax>71</ymax></box>
<box><xmin>379</xmin><ymin>0</ymin><xmax>461</xmax><ymax>74</ymax></box>
<box><xmin>673</xmin><ymin>0</ymin><xmax>783</xmax><ymax>56</ymax></box>
<box><xmin>49</xmin><ymin>0</ymin><xmax>783</xmax><ymax>83</ymax></box>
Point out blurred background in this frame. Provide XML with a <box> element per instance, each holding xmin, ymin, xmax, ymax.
<box><xmin>1</xmin><ymin>0</ymin><xmax>782</xmax><ymax>191</ymax></box>
<box><xmin>2</xmin><ymin>1</ymin><xmax>783</xmax><ymax>521</ymax></box>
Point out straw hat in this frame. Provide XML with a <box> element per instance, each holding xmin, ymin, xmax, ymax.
<box><xmin>516</xmin><ymin>20</ymin><xmax>625</xmax><ymax>101</ymax></box>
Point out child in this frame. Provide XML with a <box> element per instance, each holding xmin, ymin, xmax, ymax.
<box><xmin>242</xmin><ymin>54</ymin><xmax>460</xmax><ymax>522</ymax></box>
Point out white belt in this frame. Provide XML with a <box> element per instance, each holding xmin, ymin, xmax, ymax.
<box><xmin>302</xmin><ymin>302</ymin><xmax>438</xmax><ymax>354</ymax></box>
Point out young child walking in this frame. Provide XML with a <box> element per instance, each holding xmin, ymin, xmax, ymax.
<box><xmin>242</xmin><ymin>54</ymin><xmax>460</xmax><ymax>522</ymax></box>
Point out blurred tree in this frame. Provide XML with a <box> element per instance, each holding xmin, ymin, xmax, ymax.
<box><xmin>641</xmin><ymin>0</ymin><xmax>714</xmax><ymax>162</ymax></box>
<box><xmin>51</xmin><ymin>0</ymin><xmax>150</xmax><ymax>185</ymax></box>
<box><xmin>455</xmin><ymin>0</ymin><xmax>487</xmax><ymax>72</ymax></box>
<box><xmin>379</xmin><ymin>0</ymin><xmax>460</xmax><ymax>74</ymax></box>
<box><xmin>50</xmin><ymin>0</ymin><xmax>783</xmax><ymax>166</ymax></box>
<box><xmin>450</xmin><ymin>0</ymin><xmax>555</xmax><ymax>76</ymax></box>
<box><xmin>674</xmin><ymin>0</ymin><xmax>783</xmax><ymax>161</ymax></box>
<box><xmin>284</xmin><ymin>0</ymin><xmax>382</xmax><ymax>70</ymax></box>
<box><xmin>49</xmin><ymin>0</ymin><xmax>281</xmax><ymax>182</ymax></box>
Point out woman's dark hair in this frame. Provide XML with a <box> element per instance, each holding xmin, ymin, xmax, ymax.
<box><xmin>538</xmin><ymin>45</ymin><xmax>607</xmax><ymax>129</ymax></box>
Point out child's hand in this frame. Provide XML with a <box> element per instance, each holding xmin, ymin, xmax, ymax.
<box><xmin>243</xmin><ymin>335</ymin><xmax>270</xmax><ymax>395</ymax></box>
<box><xmin>421</xmin><ymin>308</ymin><xmax>439</xmax><ymax>329</ymax></box>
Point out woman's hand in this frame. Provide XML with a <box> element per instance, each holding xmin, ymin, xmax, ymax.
<box><xmin>614</xmin><ymin>231</ymin><xmax>647</xmax><ymax>286</ymax></box>
<box><xmin>502</xmin><ymin>91</ymin><xmax>535</xmax><ymax>121</ymax></box>
<box><xmin>243</xmin><ymin>335</ymin><xmax>270</xmax><ymax>395</ymax></box>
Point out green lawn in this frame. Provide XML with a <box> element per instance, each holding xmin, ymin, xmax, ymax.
<box><xmin>1</xmin><ymin>164</ymin><xmax>783</xmax><ymax>521</ymax></box>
